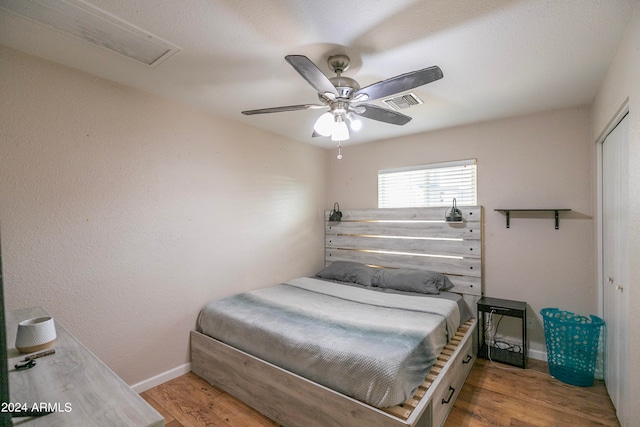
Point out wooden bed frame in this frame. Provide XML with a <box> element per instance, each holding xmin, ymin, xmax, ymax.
<box><xmin>191</xmin><ymin>206</ymin><xmax>483</xmax><ymax>427</ymax></box>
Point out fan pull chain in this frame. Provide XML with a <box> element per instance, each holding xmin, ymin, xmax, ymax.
<box><xmin>337</xmin><ymin>143</ymin><xmax>343</xmax><ymax>160</ymax></box>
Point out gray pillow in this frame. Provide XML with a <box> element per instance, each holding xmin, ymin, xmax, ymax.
<box><xmin>315</xmin><ymin>261</ymin><xmax>377</xmax><ymax>286</ymax></box>
<box><xmin>371</xmin><ymin>268</ymin><xmax>454</xmax><ymax>295</ymax></box>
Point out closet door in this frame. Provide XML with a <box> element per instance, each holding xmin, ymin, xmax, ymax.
<box><xmin>602</xmin><ymin>114</ymin><xmax>629</xmax><ymax>425</ymax></box>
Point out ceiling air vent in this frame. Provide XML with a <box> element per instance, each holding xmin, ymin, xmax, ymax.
<box><xmin>0</xmin><ymin>0</ymin><xmax>180</xmax><ymax>67</ymax></box>
<box><xmin>382</xmin><ymin>92</ymin><xmax>424</xmax><ymax>110</ymax></box>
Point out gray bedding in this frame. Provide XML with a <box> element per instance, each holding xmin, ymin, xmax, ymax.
<box><xmin>197</xmin><ymin>277</ymin><xmax>461</xmax><ymax>408</ymax></box>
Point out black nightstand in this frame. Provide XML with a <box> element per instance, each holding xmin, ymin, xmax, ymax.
<box><xmin>477</xmin><ymin>296</ymin><xmax>527</xmax><ymax>368</ymax></box>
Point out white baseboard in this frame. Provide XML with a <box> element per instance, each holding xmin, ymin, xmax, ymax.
<box><xmin>528</xmin><ymin>348</ymin><xmax>547</xmax><ymax>362</ymax></box>
<box><xmin>131</xmin><ymin>362</ymin><xmax>191</xmax><ymax>393</ymax></box>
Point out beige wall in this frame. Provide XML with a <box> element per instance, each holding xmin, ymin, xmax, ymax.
<box><xmin>592</xmin><ymin>5</ymin><xmax>640</xmax><ymax>426</ymax></box>
<box><xmin>326</xmin><ymin>106</ymin><xmax>595</xmax><ymax>356</ymax></box>
<box><xmin>0</xmin><ymin>45</ymin><xmax>327</xmax><ymax>387</ymax></box>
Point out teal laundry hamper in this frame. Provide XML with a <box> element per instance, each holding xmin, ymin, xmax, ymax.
<box><xmin>541</xmin><ymin>308</ymin><xmax>604</xmax><ymax>387</ymax></box>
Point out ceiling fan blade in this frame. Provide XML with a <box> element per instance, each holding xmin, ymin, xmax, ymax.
<box><xmin>285</xmin><ymin>55</ymin><xmax>338</xmax><ymax>97</ymax></box>
<box><xmin>353</xmin><ymin>66</ymin><xmax>443</xmax><ymax>102</ymax></box>
<box><xmin>354</xmin><ymin>104</ymin><xmax>412</xmax><ymax>125</ymax></box>
<box><xmin>242</xmin><ymin>104</ymin><xmax>325</xmax><ymax>115</ymax></box>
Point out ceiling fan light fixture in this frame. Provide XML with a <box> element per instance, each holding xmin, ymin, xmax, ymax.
<box><xmin>241</xmin><ymin>54</ymin><xmax>443</xmax><ymax>157</ymax></box>
<box><xmin>348</xmin><ymin>114</ymin><xmax>362</xmax><ymax>131</ymax></box>
<box><xmin>331</xmin><ymin>119</ymin><xmax>349</xmax><ymax>142</ymax></box>
<box><xmin>313</xmin><ymin>112</ymin><xmax>334</xmax><ymax>136</ymax></box>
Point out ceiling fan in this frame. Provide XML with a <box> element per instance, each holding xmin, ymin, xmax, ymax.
<box><xmin>242</xmin><ymin>54</ymin><xmax>443</xmax><ymax>158</ymax></box>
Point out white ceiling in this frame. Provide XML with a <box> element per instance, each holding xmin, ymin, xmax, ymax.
<box><xmin>0</xmin><ymin>0</ymin><xmax>637</xmax><ymax>147</ymax></box>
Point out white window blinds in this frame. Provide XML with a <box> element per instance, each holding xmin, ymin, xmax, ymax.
<box><xmin>378</xmin><ymin>159</ymin><xmax>477</xmax><ymax>208</ymax></box>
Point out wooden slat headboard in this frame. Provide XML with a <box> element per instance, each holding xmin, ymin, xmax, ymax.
<box><xmin>324</xmin><ymin>207</ymin><xmax>483</xmax><ymax>306</ymax></box>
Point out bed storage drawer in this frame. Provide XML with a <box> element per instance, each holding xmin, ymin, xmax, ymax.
<box><xmin>431</xmin><ymin>326</ymin><xmax>475</xmax><ymax>427</ymax></box>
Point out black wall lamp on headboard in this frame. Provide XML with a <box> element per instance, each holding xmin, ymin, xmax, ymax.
<box><xmin>329</xmin><ymin>202</ymin><xmax>342</xmax><ymax>222</ymax></box>
<box><xmin>445</xmin><ymin>198</ymin><xmax>464</xmax><ymax>222</ymax></box>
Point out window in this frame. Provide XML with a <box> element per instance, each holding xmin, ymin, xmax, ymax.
<box><xmin>378</xmin><ymin>159</ymin><xmax>477</xmax><ymax>208</ymax></box>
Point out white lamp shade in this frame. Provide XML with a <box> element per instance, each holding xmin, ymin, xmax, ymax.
<box><xmin>313</xmin><ymin>112</ymin><xmax>334</xmax><ymax>136</ymax></box>
<box><xmin>349</xmin><ymin>117</ymin><xmax>362</xmax><ymax>131</ymax></box>
<box><xmin>331</xmin><ymin>120</ymin><xmax>349</xmax><ymax>141</ymax></box>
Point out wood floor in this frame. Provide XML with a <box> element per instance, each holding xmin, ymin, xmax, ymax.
<box><xmin>141</xmin><ymin>358</ymin><xmax>619</xmax><ymax>427</ymax></box>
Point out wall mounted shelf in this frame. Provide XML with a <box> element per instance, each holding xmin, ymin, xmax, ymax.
<box><xmin>494</xmin><ymin>209</ymin><xmax>571</xmax><ymax>229</ymax></box>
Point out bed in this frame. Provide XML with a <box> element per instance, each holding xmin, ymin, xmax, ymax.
<box><xmin>191</xmin><ymin>206</ymin><xmax>483</xmax><ymax>427</ymax></box>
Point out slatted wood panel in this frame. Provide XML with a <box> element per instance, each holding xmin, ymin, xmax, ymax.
<box><xmin>325</xmin><ymin>207</ymin><xmax>483</xmax><ymax>296</ymax></box>
<box><xmin>382</xmin><ymin>319</ymin><xmax>475</xmax><ymax>421</ymax></box>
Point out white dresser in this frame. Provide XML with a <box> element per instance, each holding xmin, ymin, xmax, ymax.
<box><xmin>5</xmin><ymin>307</ymin><xmax>164</xmax><ymax>426</ymax></box>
